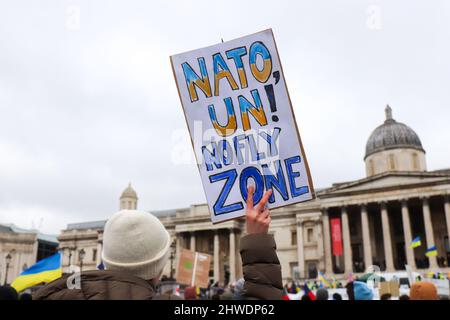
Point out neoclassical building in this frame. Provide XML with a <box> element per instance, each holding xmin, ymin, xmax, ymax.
<box><xmin>0</xmin><ymin>224</ymin><xmax>58</xmax><ymax>285</ymax></box>
<box><xmin>58</xmin><ymin>106</ymin><xmax>450</xmax><ymax>283</ymax></box>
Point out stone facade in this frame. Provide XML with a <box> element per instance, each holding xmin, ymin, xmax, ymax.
<box><xmin>57</xmin><ymin>107</ymin><xmax>450</xmax><ymax>284</ymax></box>
<box><xmin>0</xmin><ymin>225</ymin><xmax>58</xmax><ymax>285</ymax></box>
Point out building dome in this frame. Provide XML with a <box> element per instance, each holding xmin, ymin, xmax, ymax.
<box><xmin>365</xmin><ymin>105</ymin><xmax>425</xmax><ymax>159</ymax></box>
<box><xmin>364</xmin><ymin>105</ymin><xmax>427</xmax><ymax>177</ymax></box>
<box><xmin>120</xmin><ymin>183</ymin><xmax>137</xmax><ymax>199</ymax></box>
<box><xmin>119</xmin><ymin>183</ymin><xmax>138</xmax><ymax>210</ymax></box>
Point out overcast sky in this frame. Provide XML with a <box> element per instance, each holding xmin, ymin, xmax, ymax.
<box><xmin>1</xmin><ymin>0</ymin><xmax>449</xmax><ymax>235</ymax></box>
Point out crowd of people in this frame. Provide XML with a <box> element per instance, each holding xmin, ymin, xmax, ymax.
<box><xmin>0</xmin><ymin>187</ymin><xmax>448</xmax><ymax>300</ymax></box>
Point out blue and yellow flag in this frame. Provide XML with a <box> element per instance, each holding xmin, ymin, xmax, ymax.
<box><xmin>318</xmin><ymin>271</ymin><xmax>331</xmax><ymax>288</ymax></box>
<box><xmin>409</xmin><ymin>236</ymin><xmax>421</xmax><ymax>249</ymax></box>
<box><xmin>425</xmin><ymin>245</ymin><xmax>438</xmax><ymax>257</ymax></box>
<box><xmin>11</xmin><ymin>252</ymin><xmax>62</xmax><ymax>293</ymax></box>
<box><xmin>331</xmin><ymin>276</ymin><xmax>338</xmax><ymax>289</ymax></box>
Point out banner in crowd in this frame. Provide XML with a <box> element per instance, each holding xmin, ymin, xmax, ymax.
<box><xmin>176</xmin><ymin>249</ymin><xmax>211</xmax><ymax>288</ymax></box>
<box><xmin>171</xmin><ymin>29</ymin><xmax>314</xmax><ymax>223</ymax></box>
<box><xmin>426</xmin><ymin>279</ymin><xmax>450</xmax><ymax>297</ymax></box>
<box><xmin>331</xmin><ymin>218</ymin><xmax>343</xmax><ymax>256</ymax></box>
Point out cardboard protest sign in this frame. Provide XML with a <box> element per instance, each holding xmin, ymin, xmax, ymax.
<box><xmin>176</xmin><ymin>249</ymin><xmax>211</xmax><ymax>288</ymax></box>
<box><xmin>171</xmin><ymin>29</ymin><xmax>314</xmax><ymax>223</ymax></box>
<box><xmin>379</xmin><ymin>280</ymin><xmax>400</xmax><ymax>297</ymax></box>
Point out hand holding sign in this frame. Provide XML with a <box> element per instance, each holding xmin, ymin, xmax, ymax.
<box><xmin>246</xmin><ymin>186</ymin><xmax>272</xmax><ymax>234</ymax></box>
<box><xmin>171</xmin><ymin>29</ymin><xmax>314</xmax><ymax>224</ymax></box>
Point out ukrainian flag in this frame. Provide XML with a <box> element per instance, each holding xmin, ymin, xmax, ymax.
<box><xmin>11</xmin><ymin>252</ymin><xmax>62</xmax><ymax>293</ymax></box>
<box><xmin>318</xmin><ymin>271</ymin><xmax>331</xmax><ymax>288</ymax></box>
<box><xmin>409</xmin><ymin>236</ymin><xmax>421</xmax><ymax>249</ymax></box>
<box><xmin>331</xmin><ymin>276</ymin><xmax>338</xmax><ymax>289</ymax></box>
<box><xmin>425</xmin><ymin>245</ymin><xmax>438</xmax><ymax>257</ymax></box>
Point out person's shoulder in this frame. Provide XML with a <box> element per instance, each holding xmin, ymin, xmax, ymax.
<box><xmin>34</xmin><ymin>270</ymin><xmax>156</xmax><ymax>300</ymax></box>
<box><xmin>33</xmin><ymin>273</ymin><xmax>74</xmax><ymax>300</ymax></box>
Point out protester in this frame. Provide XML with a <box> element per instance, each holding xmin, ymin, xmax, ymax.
<box><xmin>33</xmin><ymin>187</ymin><xmax>282</xmax><ymax>300</ymax></box>
<box><xmin>238</xmin><ymin>187</ymin><xmax>283</xmax><ymax>299</ymax></box>
<box><xmin>0</xmin><ymin>286</ymin><xmax>19</xmax><ymax>300</ymax></box>
<box><xmin>380</xmin><ymin>293</ymin><xmax>392</xmax><ymax>300</ymax></box>
<box><xmin>220</xmin><ymin>288</ymin><xmax>233</xmax><ymax>300</ymax></box>
<box><xmin>183</xmin><ymin>286</ymin><xmax>197</xmax><ymax>300</ymax></box>
<box><xmin>301</xmin><ymin>294</ymin><xmax>312</xmax><ymax>301</ymax></box>
<box><xmin>232</xmin><ymin>278</ymin><xmax>245</xmax><ymax>300</ymax></box>
<box><xmin>409</xmin><ymin>282</ymin><xmax>438</xmax><ymax>300</ymax></box>
<box><xmin>345</xmin><ymin>282</ymin><xmax>355</xmax><ymax>300</ymax></box>
<box><xmin>332</xmin><ymin>293</ymin><xmax>343</xmax><ymax>300</ymax></box>
<box><xmin>346</xmin><ymin>281</ymin><xmax>373</xmax><ymax>300</ymax></box>
<box><xmin>19</xmin><ymin>292</ymin><xmax>32</xmax><ymax>300</ymax></box>
<box><xmin>316</xmin><ymin>288</ymin><xmax>329</xmax><ymax>301</ymax></box>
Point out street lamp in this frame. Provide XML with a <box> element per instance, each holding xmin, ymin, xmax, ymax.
<box><xmin>4</xmin><ymin>253</ymin><xmax>12</xmax><ymax>285</ymax></box>
<box><xmin>67</xmin><ymin>246</ymin><xmax>77</xmax><ymax>273</ymax></box>
<box><xmin>169</xmin><ymin>241</ymin><xmax>176</xmax><ymax>280</ymax></box>
<box><xmin>79</xmin><ymin>249</ymin><xmax>86</xmax><ymax>272</ymax></box>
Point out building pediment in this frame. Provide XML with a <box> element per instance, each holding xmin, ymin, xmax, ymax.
<box><xmin>318</xmin><ymin>171</ymin><xmax>450</xmax><ymax>197</ymax></box>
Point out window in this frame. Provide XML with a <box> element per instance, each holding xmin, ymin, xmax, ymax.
<box><xmin>412</xmin><ymin>153</ymin><xmax>419</xmax><ymax>170</ymax></box>
<box><xmin>369</xmin><ymin>159</ymin><xmax>375</xmax><ymax>175</ymax></box>
<box><xmin>290</xmin><ymin>263</ymin><xmax>300</xmax><ymax>280</ymax></box>
<box><xmin>388</xmin><ymin>154</ymin><xmax>396</xmax><ymax>170</ymax></box>
<box><xmin>307</xmin><ymin>262</ymin><xmax>318</xmax><ymax>279</ymax></box>
<box><xmin>208</xmin><ymin>237</ymin><xmax>214</xmax><ymax>253</ymax></box>
<box><xmin>307</xmin><ymin>228</ymin><xmax>314</xmax><ymax>242</ymax></box>
<box><xmin>291</xmin><ymin>230</ymin><xmax>297</xmax><ymax>245</ymax></box>
<box><xmin>92</xmin><ymin>249</ymin><xmax>97</xmax><ymax>262</ymax></box>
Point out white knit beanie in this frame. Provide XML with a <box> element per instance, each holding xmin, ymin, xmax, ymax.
<box><xmin>102</xmin><ymin>209</ymin><xmax>171</xmax><ymax>280</ymax></box>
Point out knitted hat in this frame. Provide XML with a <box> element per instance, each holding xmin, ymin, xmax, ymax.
<box><xmin>102</xmin><ymin>210</ymin><xmax>171</xmax><ymax>280</ymax></box>
<box><xmin>353</xmin><ymin>281</ymin><xmax>374</xmax><ymax>300</ymax></box>
<box><xmin>409</xmin><ymin>282</ymin><xmax>438</xmax><ymax>300</ymax></box>
<box><xmin>316</xmin><ymin>288</ymin><xmax>329</xmax><ymax>300</ymax></box>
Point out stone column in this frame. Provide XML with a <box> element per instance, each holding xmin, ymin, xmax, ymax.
<box><xmin>190</xmin><ymin>232</ymin><xmax>196</xmax><ymax>252</ymax></box>
<box><xmin>214</xmin><ymin>230</ymin><xmax>220</xmax><ymax>283</ymax></box>
<box><xmin>296</xmin><ymin>220</ymin><xmax>305</xmax><ymax>278</ymax></box>
<box><xmin>401</xmin><ymin>199</ymin><xmax>416</xmax><ymax>269</ymax></box>
<box><xmin>175</xmin><ymin>233</ymin><xmax>182</xmax><ymax>272</ymax></box>
<box><xmin>422</xmin><ymin>197</ymin><xmax>438</xmax><ymax>269</ymax></box>
<box><xmin>176</xmin><ymin>234</ymin><xmax>182</xmax><ymax>252</ymax></box>
<box><xmin>236</xmin><ymin>231</ymin><xmax>243</xmax><ymax>279</ymax></box>
<box><xmin>315</xmin><ymin>219</ymin><xmax>324</xmax><ymax>272</ymax></box>
<box><xmin>444</xmin><ymin>195</ymin><xmax>450</xmax><ymax>252</ymax></box>
<box><xmin>229</xmin><ymin>229</ymin><xmax>236</xmax><ymax>284</ymax></box>
<box><xmin>380</xmin><ymin>201</ymin><xmax>395</xmax><ymax>272</ymax></box>
<box><xmin>96</xmin><ymin>241</ymin><xmax>103</xmax><ymax>265</ymax></box>
<box><xmin>321</xmin><ymin>209</ymin><xmax>333</xmax><ymax>275</ymax></box>
<box><xmin>96</xmin><ymin>230</ymin><xmax>103</xmax><ymax>265</ymax></box>
<box><xmin>360</xmin><ymin>204</ymin><xmax>373</xmax><ymax>270</ymax></box>
<box><xmin>341</xmin><ymin>206</ymin><xmax>353</xmax><ymax>274</ymax></box>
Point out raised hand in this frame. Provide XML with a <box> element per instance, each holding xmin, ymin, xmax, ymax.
<box><xmin>245</xmin><ymin>186</ymin><xmax>273</xmax><ymax>235</ymax></box>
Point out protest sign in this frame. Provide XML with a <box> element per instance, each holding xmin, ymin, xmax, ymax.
<box><xmin>379</xmin><ymin>280</ymin><xmax>400</xmax><ymax>297</ymax></box>
<box><xmin>176</xmin><ymin>249</ymin><xmax>211</xmax><ymax>288</ymax></box>
<box><xmin>171</xmin><ymin>29</ymin><xmax>314</xmax><ymax>223</ymax></box>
